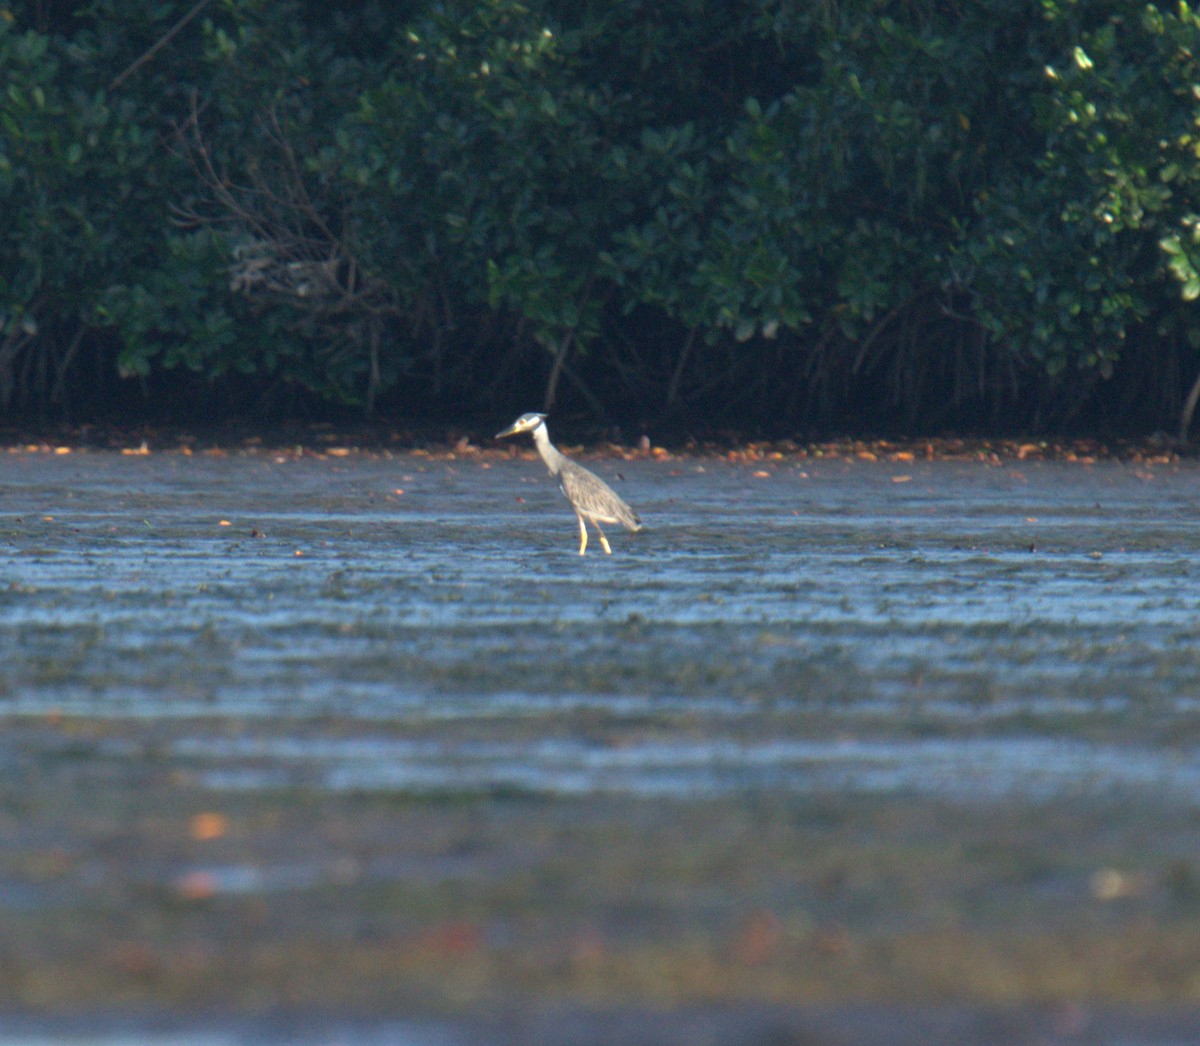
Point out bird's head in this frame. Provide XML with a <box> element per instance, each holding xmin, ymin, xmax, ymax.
<box><xmin>495</xmin><ymin>412</ymin><xmax>547</xmax><ymax>439</ymax></box>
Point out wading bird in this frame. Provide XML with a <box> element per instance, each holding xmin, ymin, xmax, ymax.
<box><xmin>495</xmin><ymin>412</ymin><xmax>642</xmax><ymax>555</ymax></box>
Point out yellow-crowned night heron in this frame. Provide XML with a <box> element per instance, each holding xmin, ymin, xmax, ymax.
<box><xmin>495</xmin><ymin>412</ymin><xmax>642</xmax><ymax>555</ymax></box>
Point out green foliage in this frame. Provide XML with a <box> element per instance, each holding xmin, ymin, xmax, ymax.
<box><xmin>4</xmin><ymin>0</ymin><xmax>1200</xmax><ymax>431</ymax></box>
<box><xmin>968</xmin><ymin>1</ymin><xmax>1200</xmax><ymax>387</ymax></box>
<box><xmin>0</xmin><ymin>5</ymin><xmax>164</xmax><ymax>404</ymax></box>
<box><xmin>97</xmin><ymin>231</ymin><xmax>238</xmax><ymax>378</ymax></box>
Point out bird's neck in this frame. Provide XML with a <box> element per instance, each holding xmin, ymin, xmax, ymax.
<box><xmin>530</xmin><ymin>423</ymin><xmax>562</xmax><ymax>475</ymax></box>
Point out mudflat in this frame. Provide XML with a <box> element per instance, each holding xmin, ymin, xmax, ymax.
<box><xmin>0</xmin><ymin>444</ymin><xmax>1198</xmax><ymax>1044</ymax></box>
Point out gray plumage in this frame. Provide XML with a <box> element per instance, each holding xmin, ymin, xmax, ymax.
<box><xmin>495</xmin><ymin>412</ymin><xmax>642</xmax><ymax>555</ymax></box>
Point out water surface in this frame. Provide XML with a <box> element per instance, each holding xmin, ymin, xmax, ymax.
<box><xmin>0</xmin><ymin>448</ymin><xmax>1198</xmax><ymax>1043</ymax></box>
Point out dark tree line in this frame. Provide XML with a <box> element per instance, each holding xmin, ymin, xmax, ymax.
<box><xmin>3</xmin><ymin>0</ymin><xmax>1200</xmax><ymax>437</ymax></box>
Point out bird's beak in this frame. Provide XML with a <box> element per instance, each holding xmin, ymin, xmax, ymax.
<box><xmin>495</xmin><ymin>422</ymin><xmax>520</xmax><ymax>439</ymax></box>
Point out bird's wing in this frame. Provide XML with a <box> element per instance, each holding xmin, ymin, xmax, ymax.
<box><xmin>559</xmin><ymin>461</ymin><xmax>640</xmax><ymax>530</ymax></box>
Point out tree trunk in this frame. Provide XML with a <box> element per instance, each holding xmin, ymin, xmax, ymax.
<box><xmin>1179</xmin><ymin>366</ymin><xmax>1200</xmax><ymax>444</ymax></box>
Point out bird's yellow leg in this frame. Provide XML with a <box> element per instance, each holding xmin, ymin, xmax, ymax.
<box><xmin>594</xmin><ymin>522</ymin><xmax>612</xmax><ymax>554</ymax></box>
<box><xmin>577</xmin><ymin>514</ymin><xmax>588</xmax><ymax>555</ymax></box>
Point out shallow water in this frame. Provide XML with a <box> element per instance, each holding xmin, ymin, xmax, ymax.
<box><xmin>1</xmin><ymin>452</ymin><xmax>1199</xmax><ymax>792</ymax></box>
<box><xmin>2</xmin><ymin>448</ymin><xmax>1200</xmax><ymax>1042</ymax></box>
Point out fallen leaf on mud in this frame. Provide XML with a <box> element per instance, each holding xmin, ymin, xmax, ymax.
<box><xmin>190</xmin><ymin>812</ymin><xmax>228</xmax><ymax>841</ymax></box>
<box><xmin>175</xmin><ymin>869</ymin><xmax>218</xmax><ymax>901</ymax></box>
<box><xmin>732</xmin><ymin>910</ymin><xmax>783</xmax><ymax>965</ymax></box>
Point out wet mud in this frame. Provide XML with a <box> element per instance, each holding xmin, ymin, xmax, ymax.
<box><xmin>0</xmin><ymin>446</ymin><xmax>1199</xmax><ymax>1043</ymax></box>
